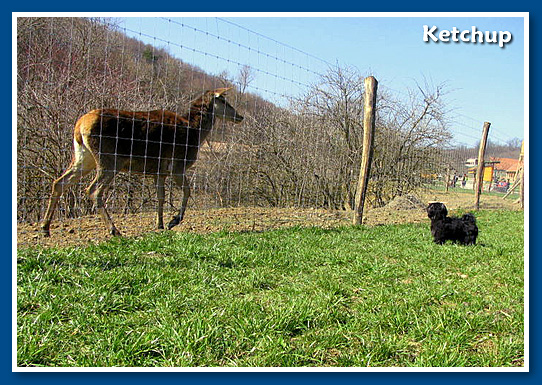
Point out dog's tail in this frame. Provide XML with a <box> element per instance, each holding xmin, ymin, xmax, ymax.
<box><xmin>462</xmin><ymin>213</ymin><xmax>477</xmax><ymax>223</ymax></box>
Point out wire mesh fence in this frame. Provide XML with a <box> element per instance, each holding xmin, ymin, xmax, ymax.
<box><xmin>16</xmin><ymin>16</ymin><xmax>523</xmax><ymax>246</ymax></box>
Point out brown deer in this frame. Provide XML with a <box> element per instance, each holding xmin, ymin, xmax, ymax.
<box><xmin>41</xmin><ymin>87</ymin><xmax>243</xmax><ymax>237</ymax></box>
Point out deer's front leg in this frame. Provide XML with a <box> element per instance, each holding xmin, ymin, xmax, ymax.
<box><xmin>155</xmin><ymin>175</ymin><xmax>166</xmax><ymax>229</ymax></box>
<box><xmin>168</xmin><ymin>172</ymin><xmax>190</xmax><ymax>230</ymax></box>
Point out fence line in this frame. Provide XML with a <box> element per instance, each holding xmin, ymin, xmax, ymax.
<box><xmin>16</xmin><ymin>16</ymin><xmax>522</xmax><ymax>246</ymax></box>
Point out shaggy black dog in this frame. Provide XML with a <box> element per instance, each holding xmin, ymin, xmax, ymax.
<box><xmin>426</xmin><ymin>202</ymin><xmax>478</xmax><ymax>245</ymax></box>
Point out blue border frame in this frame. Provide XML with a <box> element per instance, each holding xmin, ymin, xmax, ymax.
<box><xmin>7</xmin><ymin>2</ymin><xmax>537</xmax><ymax>383</ymax></box>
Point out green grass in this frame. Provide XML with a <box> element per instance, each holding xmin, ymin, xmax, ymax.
<box><xmin>16</xmin><ymin>210</ymin><xmax>524</xmax><ymax>367</ymax></box>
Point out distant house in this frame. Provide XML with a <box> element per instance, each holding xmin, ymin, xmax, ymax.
<box><xmin>489</xmin><ymin>157</ymin><xmax>519</xmax><ymax>181</ymax></box>
<box><xmin>465</xmin><ymin>157</ymin><xmax>519</xmax><ymax>181</ymax></box>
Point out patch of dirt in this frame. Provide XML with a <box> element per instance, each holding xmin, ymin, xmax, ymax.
<box><xmin>16</xmin><ymin>189</ymin><xmax>521</xmax><ymax>249</ymax></box>
<box><xmin>385</xmin><ymin>194</ymin><xmax>426</xmax><ymax>210</ymax></box>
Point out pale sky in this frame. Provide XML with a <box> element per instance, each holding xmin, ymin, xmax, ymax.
<box><xmin>119</xmin><ymin>15</ymin><xmax>526</xmax><ymax>147</ymax></box>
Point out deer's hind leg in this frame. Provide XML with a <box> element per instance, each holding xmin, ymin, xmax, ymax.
<box><xmin>41</xmin><ymin>146</ymin><xmax>96</xmax><ymax>237</ymax></box>
<box><xmin>86</xmin><ymin>167</ymin><xmax>121</xmax><ymax>236</ymax></box>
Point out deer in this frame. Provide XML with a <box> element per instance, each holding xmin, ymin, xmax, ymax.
<box><xmin>40</xmin><ymin>87</ymin><xmax>243</xmax><ymax>237</ymax></box>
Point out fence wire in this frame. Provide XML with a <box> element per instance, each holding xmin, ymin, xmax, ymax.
<box><xmin>16</xmin><ymin>16</ymin><xmax>522</xmax><ymax>246</ymax></box>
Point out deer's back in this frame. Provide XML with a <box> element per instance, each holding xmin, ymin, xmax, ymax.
<box><xmin>75</xmin><ymin>109</ymin><xmax>199</xmax><ymax>174</ymax></box>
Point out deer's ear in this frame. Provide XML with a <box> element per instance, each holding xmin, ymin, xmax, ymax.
<box><xmin>213</xmin><ymin>87</ymin><xmax>232</xmax><ymax>97</ymax></box>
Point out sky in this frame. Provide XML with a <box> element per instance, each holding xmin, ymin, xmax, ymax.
<box><xmin>118</xmin><ymin>15</ymin><xmax>526</xmax><ymax>147</ymax></box>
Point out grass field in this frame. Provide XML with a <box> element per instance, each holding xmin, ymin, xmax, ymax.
<box><xmin>16</xmin><ymin>210</ymin><xmax>524</xmax><ymax>368</ymax></box>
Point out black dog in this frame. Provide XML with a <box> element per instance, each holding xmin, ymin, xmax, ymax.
<box><xmin>426</xmin><ymin>202</ymin><xmax>478</xmax><ymax>245</ymax></box>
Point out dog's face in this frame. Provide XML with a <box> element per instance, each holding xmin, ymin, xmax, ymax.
<box><xmin>427</xmin><ymin>202</ymin><xmax>448</xmax><ymax>220</ymax></box>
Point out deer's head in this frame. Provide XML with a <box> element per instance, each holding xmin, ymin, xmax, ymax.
<box><xmin>208</xmin><ymin>87</ymin><xmax>244</xmax><ymax>123</ymax></box>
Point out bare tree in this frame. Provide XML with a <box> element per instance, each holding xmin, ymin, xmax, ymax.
<box><xmin>17</xmin><ymin>18</ymin><xmax>454</xmax><ymax>227</ymax></box>
<box><xmin>371</xmin><ymin>80</ymin><xmax>452</xmax><ymax>205</ymax></box>
<box><xmin>237</xmin><ymin>65</ymin><xmax>255</xmax><ymax>95</ymax></box>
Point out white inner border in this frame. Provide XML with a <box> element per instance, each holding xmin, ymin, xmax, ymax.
<box><xmin>12</xmin><ymin>11</ymin><xmax>529</xmax><ymax>373</ymax></box>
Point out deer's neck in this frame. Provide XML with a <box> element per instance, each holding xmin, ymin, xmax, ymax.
<box><xmin>186</xmin><ymin>104</ymin><xmax>214</xmax><ymax>144</ymax></box>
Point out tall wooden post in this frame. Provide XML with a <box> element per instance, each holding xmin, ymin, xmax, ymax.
<box><xmin>519</xmin><ymin>140</ymin><xmax>524</xmax><ymax>209</ymax></box>
<box><xmin>518</xmin><ymin>164</ymin><xmax>525</xmax><ymax>209</ymax></box>
<box><xmin>503</xmin><ymin>140</ymin><xmax>524</xmax><ymax>206</ymax></box>
<box><xmin>474</xmin><ymin>121</ymin><xmax>491</xmax><ymax>210</ymax></box>
<box><xmin>353</xmin><ymin>76</ymin><xmax>378</xmax><ymax>225</ymax></box>
<box><xmin>445</xmin><ymin>167</ymin><xmax>450</xmax><ymax>192</ymax></box>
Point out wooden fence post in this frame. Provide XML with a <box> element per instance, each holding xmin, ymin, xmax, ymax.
<box><xmin>474</xmin><ymin>121</ymin><xmax>491</xmax><ymax>210</ymax></box>
<box><xmin>353</xmin><ymin>76</ymin><xmax>378</xmax><ymax>225</ymax></box>
<box><xmin>503</xmin><ymin>140</ymin><xmax>524</xmax><ymax>207</ymax></box>
<box><xmin>517</xmin><ymin>164</ymin><xmax>525</xmax><ymax>209</ymax></box>
<box><xmin>518</xmin><ymin>140</ymin><xmax>524</xmax><ymax>209</ymax></box>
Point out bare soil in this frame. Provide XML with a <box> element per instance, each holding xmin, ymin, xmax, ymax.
<box><xmin>17</xmin><ymin>189</ymin><xmax>521</xmax><ymax>249</ymax></box>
